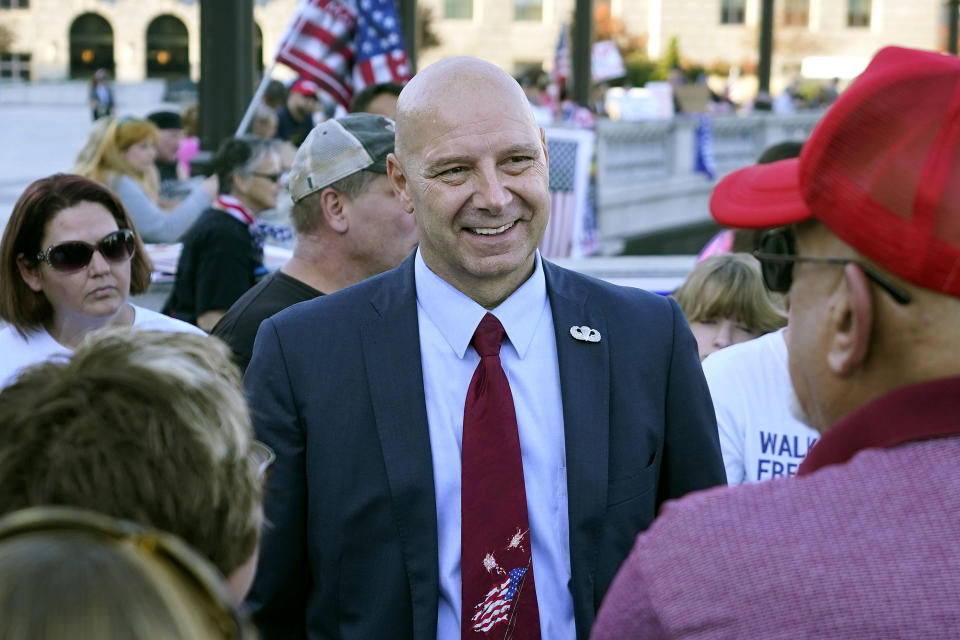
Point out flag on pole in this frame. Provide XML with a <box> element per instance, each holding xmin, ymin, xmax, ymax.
<box><xmin>275</xmin><ymin>0</ymin><xmax>411</xmax><ymax>110</ymax></box>
<box><xmin>551</xmin><ymin>22</ymin><xmax>570</xmax><ymax>97</ymax></box>
<box><xmin>693</xmin><ymin>114</ymin><xmax>717</xmax><ymax>179</ymax></box>
<box><xmin>353</xmin><ymin>0</ymin><xmax>411</xmax><ymax>89</ymax></box>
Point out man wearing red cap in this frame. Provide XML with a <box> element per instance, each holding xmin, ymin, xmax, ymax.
<box><xmin>592</xmin><ymin>46</ymin><xmax>960</xmax><ymax>639</ymax></box>
<box><xmin>276</xmin><ymin>78</ymin><xmax>322</xmax><ymax>146</ymax></box>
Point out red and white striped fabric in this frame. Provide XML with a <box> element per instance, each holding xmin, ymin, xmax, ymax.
<box><xmin>275</xmin><ymin>0</ymin><xmax>410</xmax><ymax>110</ymax></box>
<box><xmin>541</xmin><ymin>189</ymin><xmax>576</xmax><ymax>258</ymax></box>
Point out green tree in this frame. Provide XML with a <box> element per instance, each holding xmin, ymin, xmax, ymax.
<box><xmin>655</xmin><ymin>35</ymin><xmax>682</xmax><ymax>78</ymax></box>
<box><xmin>623</xmin><ymin>52</ymin><xmax>661</xmax><ymax>86</ymax></box>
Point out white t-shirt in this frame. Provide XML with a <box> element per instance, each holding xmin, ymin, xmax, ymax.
<box><xmin>702</xmin><ymin>328</ymin><xmax>820</xmax><ymax>485</ymax></box>
<box><xmin>0</xmin><ymin>304</ymin><xmax>205</xmax><ymax>390</ymax></box>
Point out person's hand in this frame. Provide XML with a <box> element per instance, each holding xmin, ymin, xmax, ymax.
<box><xmin>200</xmin><ymin>174</ymin><xmax>219</xmax><ymax>199</ymax></box>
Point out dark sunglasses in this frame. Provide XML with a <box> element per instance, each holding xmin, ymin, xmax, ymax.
<box><xmin>35</xmin><ymin>229</ymin><xmax>136</xmax><ymax>273</ymax></box>
<box><xmin>0</xmin><ymin>506</ymin><xmax>245</xmax><ymax>638</ymax></box>
<box><xmin>250</xmin><ymin>171</ymin><xmax>283</xmax><ymax>183</ymax></box>
<box><xmin>752</xmin><ymin>228</ymin><xmax>911</xmax><ymax>305</ymax></box>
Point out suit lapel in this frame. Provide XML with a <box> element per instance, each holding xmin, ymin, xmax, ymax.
<box><xmin>361</xmin><ymin>255</ymin><xmax>439</xmax><ymax>639</ymax></box>
<box><xmin>544</xmin><ymin>261</ymin><xmax>610</xmax><ymax>628</ymax></box>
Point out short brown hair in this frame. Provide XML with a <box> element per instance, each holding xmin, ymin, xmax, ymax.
<box><xmin>0</xmin><ymin>174</ymin><xmax>153</xmax><ymax>333</ymax></box>
<box><xmin>0</xmin><ymin>329</ymin><xmax>262</xmax><ymax>576</ymax></box>
<box><xmin>674</xmin><ymin>253</ymin><xmax>787</xmax><ymax>335</ymax></box>
<box><xmin>289</xmin><ymin>169</ymin><xmax>379</xmax><ymax>235</ymax></box>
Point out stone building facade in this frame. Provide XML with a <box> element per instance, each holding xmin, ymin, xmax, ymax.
<box><xmin>0</xmin><ymin>0</ymin><xmax>949</xmax><ymax>88</ymax></box>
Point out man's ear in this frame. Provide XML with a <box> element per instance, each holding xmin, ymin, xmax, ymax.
<box><xmin>539</xmin><ymin>127</ymin><xmax>549</xmax><ymax>168</ymax></box>
<box><xmin>387</xmin><ymin>153</ymin><xmax>415</xmax><ymax>214</ymax></box>
<box><xmin>16</xmin><ymin>254</ymin><xmax>43</xmax><ymax>293</ymax></box>
<box><xmin>320</xmin><ymin>187</ymin><xmax>349</xmax><ymax>233</ymax></box>
<box><xmin>827</xmin><ymin>263</ymin><xmax>873</xmax><ymax>376</ymax></box>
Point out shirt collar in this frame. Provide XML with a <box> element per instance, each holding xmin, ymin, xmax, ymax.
<box><xmin>797</xmin><ymin>376</ymin><xmax>960</xmax><ymax>476</ymax></box>
<box><xmin>414</xmin><ymin>249</ymin><xmax>547</xmax><ymax>359</ymax></box>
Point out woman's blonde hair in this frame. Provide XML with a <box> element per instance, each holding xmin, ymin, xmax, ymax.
<box><xmin>674</xmin><ymin>253</ymin><xmax>787</xmax><ymax>335</ymax></box>
<box><xmin>75</xmin><ymin>117</ymin><xmax>159</xmax><ymax>199</ymax></box>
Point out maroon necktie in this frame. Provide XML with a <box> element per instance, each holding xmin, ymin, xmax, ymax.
<box><xmin>461</xmin><ymin>313</ymin><xmax>541</xmax><ymax>640</ymax></box>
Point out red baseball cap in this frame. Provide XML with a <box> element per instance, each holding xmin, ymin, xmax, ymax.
<box><xmin>290</xmin><ymin>79</ymin><xmax>321</xmax><ymax>99</ymax></box>
<box><xmin>710</xmin><ymin>46</ymin><xmax>960</xmax><ymax>299</ymax></box>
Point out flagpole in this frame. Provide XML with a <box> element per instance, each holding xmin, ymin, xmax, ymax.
<box><xmin>235</xmin><ymin>61</ymin><xmax>278</xmax><ymax>136</ymax></box>
<box><xmin>234</xmin><ymin>0</ymin><xmax>307</xmax><ymax>137</ymax></box>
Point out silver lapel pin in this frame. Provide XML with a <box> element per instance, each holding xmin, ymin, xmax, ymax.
<box><xmin>570</xmin><ymin>325</ymin><xmax>601</xmax><ymax>343</ymax></box>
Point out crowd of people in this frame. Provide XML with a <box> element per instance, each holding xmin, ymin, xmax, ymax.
<box><xmin>0</xmin><ymin>45</ymin><xmax>957</xmax><ymax>638</ymax></box>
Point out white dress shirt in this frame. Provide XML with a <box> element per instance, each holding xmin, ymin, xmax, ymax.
<box><xmin>415</xmin><ymin>249</ymin><xmax>576</xmax><ymax>640</ymax></box>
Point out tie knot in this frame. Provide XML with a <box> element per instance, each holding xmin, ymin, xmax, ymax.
<box><xmin>471</xmin><ymin>313</ymin><xmax>505</xmax><ymax>357</ymax></box>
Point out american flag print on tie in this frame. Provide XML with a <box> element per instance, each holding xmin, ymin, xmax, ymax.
<box><xmin>472</xmin><ymin>567</ymin><xmax>530</xmax><ymax>635</ymax></box>
<box><xmin>462</xmin><ymin>313</ymin><xmax>541</xmax><ymax>639</ymax></box>
<box><xmin>469</xmin><ymin>529</ymin><xmax>534</xmax><ymax>637</ymax></box>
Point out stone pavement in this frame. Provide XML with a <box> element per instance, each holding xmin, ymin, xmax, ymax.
<box><xmin>0</xmin><ymin>103</ymin><xmax>91</xmax><ymax>230</ymax></box>
<box><xmin>0</xmin><ymin>81</ymin><xmax>177</xmax><ymax>232</ymax></box>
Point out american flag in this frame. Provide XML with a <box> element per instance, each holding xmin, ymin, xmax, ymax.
<box><xmin>275</xmin><ymin>0</ymin><xmax>411</xmax><ymax>110</ymax></box>
<box><xmin>540</xmin><ymin>137</ymin><xmax>578</xmax><ymax>258</ymax></box>
<box><xmin>471</xmin><ymin>567</ymin><xmax>528</xmax><ymax>634</ymax></box>
<box><xmin>551</xmin><ymin>22</ymin><xmax>570</xmax><ymax>95</ymax></box>
<box><xmin>353</xmin><ymin>0</ymin><xmax>411</xmax><ymax>90</ymax></box>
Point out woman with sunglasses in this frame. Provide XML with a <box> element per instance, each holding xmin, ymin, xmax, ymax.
<box><xmin>75</xmin><ymin>117</ymin><xmax>218</xmax><ymax>243</ymax></box>
<box><xmin>0</xmin><ymin>173</ymin><xmax>205</xmax><ymax>389</ymax></box>
<box><xmin>163</xmin><ymin>136</ymin><xmax>283</xmax><ymax>332</ymax></box>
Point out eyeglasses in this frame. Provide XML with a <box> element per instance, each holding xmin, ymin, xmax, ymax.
<box><xmin>752</xmin><ymin>228</ymin><xmax>911</xmax><ymax>305</ymax></box>
<box><xmin>250</xmin><ymin>171</ymin><xmax>283</xmax><ymax>183</ymax></box>
<box><xmin>0</xmin><ymin>506</ymin><xmax>244</xmax><ymax>638</ymax></box>
<box><xmin>35</xmin><ymin>229</ymin><xmax>136</xmax><ymax>273</ymax></box>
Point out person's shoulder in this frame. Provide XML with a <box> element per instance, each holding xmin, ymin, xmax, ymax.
<box><xmin>0</xmin><ymin>324</ymin><xmax>22</xmax><ymax>344</ymax></box>
<box><xmin>187</xmin><ymin>208</ymin><xmax>243</xmax><ymax>242</ymax></box>
<box><xmin>0</xmin><ymin>325</ymin><xmax>33</xmax><ymax>360</ymax></box>
<box><xmin>640</xmin><ymin>474</ymin><xmax>812</xmax><ymax>560</ymax></box>
<box><xmin>216</xmin><ymin>272</ymin><xmax>277</xmax><ymax>322</ymax></box>
<box><xmin>109</xmin><ymin>172</ymin><xmax>137</xmax><ymax>191</ymax></box>
<box><xmin>0</xmin><ymin>324</ymin><xmax>55</xmax><ymax>350</ymax></box>
<box><xmin>0</xmin><ymin>325</ymin><xmax>63</xmax><ymax>389</ymax></box>
<box><xmin>272</xmin><ymin>265</ymin><xmax>402</xmax><ymax>329</ymax></box>
<box><xmin>215</xmin><ymin>272</ymin><xmax>318</xmax><ymax>334</ymax></box>
<box><xmin>614</xmin><ymin>476</ymin><xmax>827</xmax><ymax>634</ymax></box>
<box><xmin>132</xmin><ymin>305</ymin><xmax>206</xmax><ymax>335</ymax></box>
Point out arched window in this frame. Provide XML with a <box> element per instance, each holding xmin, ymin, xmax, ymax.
<box><xmin>146</xmin><ymin>14</ymin><xmax>190</xmax><ymax>78</ymax></box>
<box><xmin>69</xmin><ymin>13</ymin><xmax>114</xmax><ymax>78</ymax></box>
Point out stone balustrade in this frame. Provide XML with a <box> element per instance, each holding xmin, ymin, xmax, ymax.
<box><xmin>594</xmin><ymin>112</ymin><xmax>823</xmax><ymax>253</ymax></box>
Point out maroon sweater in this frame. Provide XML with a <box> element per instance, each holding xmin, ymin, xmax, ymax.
<box><xmin>592</xmin><ymin>377</ymin><xmax>960</xmax><ymax>639</ymax></box>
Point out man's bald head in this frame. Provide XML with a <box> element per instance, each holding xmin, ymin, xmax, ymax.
<box><xmin>394</xmin><ymin>57</ymin><xmax>538</xmax><ymax>162</ymax></box>
<box><xmin>385</xmin><ymin>55</ymin><xmax>550</xmax><ymax>310</ymax></box>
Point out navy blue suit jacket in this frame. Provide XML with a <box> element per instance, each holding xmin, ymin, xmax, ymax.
<box><xmin>245</xmin><ymin>254</ymin><xmax>725</xmax><ymax>639</ymax></box>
